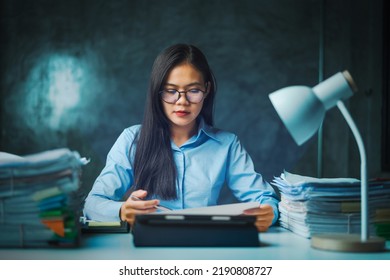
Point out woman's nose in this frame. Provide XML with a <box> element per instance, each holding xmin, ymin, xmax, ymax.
<box><xmin>175</xmin><ymin>92</ymin><xmax>190</xmax><ymax>105</ymax></box>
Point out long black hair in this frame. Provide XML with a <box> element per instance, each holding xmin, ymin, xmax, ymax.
<box><xmin>132</xmin><ymin>44</ymin><xmax>217</xmax><ymax>200</ymax></box>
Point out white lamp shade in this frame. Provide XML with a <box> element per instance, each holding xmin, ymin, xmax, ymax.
<box><xmin>269</xmin><ymin>85</ymin><xmax>325</xmax><ymax>145</ymax></box>
<box><xmin>268</xmin><ymin>71</ymin><xmax>385</xmax><ymax>251</ymax></box>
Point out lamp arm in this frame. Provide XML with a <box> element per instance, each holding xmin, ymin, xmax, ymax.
<box><xmin>336</xmin><ymin>100</ymin><xmax>368</xmax><ymax>241</ymax></box>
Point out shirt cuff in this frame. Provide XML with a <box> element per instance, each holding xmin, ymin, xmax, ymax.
<box><xmin>84</xmin><ymin>201</ymin><xmax>123</xmax><ymax>222</ymax></box>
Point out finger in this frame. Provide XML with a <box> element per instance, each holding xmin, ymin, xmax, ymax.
<box><xmin>126</xmin><ymin>207</ymin><xmax>158</xmax><ymax>215</ymax></box>
<box><xmin>126</xmin><ymin>199</ymin><xmax>160</xmax><ymax>210</ymax></box>
<box><xmin>243</xmin><ymin>205</ymin><xmax>273</xmax><ymax>215</ymax></box>
<box><xmin>126</xmin><ymin>210</ymin><xmax>159</xmax><ymax>227</ymax></box>
<box><xmin>255</xmin><ymin>220</ymin><xmax>272</xmax><ymax>230</ymax></box>
<box><xmin>254</xmin><ymin>215</ymin><xmax>272</xmax><ymax>223</ymax></box>
<box><xmin>124</xmin><ymin>208</ymin><xmax>157</xmax><ymax>224</ymax></box>
<box><xmin>255</xmin><ymin>225</ymin><xmax>270</xmax><ymax>232</ymax></box>
<box><xmin>243</xmin><ymin>208</ymin><xmax>272</xmax><ymax>215</ymax></box>
<box><xmin>130</xmin><ymin>189</ymin><xmax>148</xmax><ymax>199</ymax></box>
<box><xmin>125</xmin><ymin>214</ymin><xmax>135</xmax><ymax>225</ymax></box>
<box><xmin>254</xmin><ymin>220</ymin><xmax>272</xmax><ymax>231</ymax></box>
<box><xmin>254</xmin><ymin>218</ymin><xmax>272</xmax><ymax>226</ymax></box>
<box><xmin>121</xmin><ymin>209</ymin><xmax>135</xmax><ymax>224</ymax></box>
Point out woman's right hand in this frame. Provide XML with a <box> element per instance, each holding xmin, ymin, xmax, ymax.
<box><xmin>120</xmin><ymin>189</ymin><xmax>159</xmax><ymax>225</ymax></box>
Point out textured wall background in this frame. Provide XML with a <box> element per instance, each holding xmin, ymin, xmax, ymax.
<box><xmin>0</xmin><ymin>0</ymin><xmax>387</xmax><ymax>200</ymax></box>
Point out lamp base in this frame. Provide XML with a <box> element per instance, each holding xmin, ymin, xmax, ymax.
<box><xmin>311</xmin><ymin>233</ymin><xmax>386</xmax><ymax>252</ymax></box>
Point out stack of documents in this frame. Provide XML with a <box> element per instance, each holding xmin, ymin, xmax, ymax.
<box><xmin>0</xmin><ymin>148</ymin><xmax>88</xmax><ymax>247</ymax></box>
<box><xmin>271</xmin><ymin>171</ymin><xmax>390</xmax><ymax>239</ymax></box>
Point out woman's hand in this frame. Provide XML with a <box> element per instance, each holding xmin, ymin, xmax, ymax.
<box><xmin>243</xmin><ymin>204</ymin><xmax>275</xmax><ymax>232</ymax></box>
<box><xmin>120</xmin><ymin>189</ymin><xmax>159</xmax><ymax>225</ymax></box>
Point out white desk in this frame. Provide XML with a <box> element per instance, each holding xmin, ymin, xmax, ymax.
<box><xmin>1</xmin><ymin>227</ymin><xmax>389</xmax><ymax>260</ymax></box>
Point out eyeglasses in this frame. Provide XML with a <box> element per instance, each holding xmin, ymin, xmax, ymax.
<box><xmin>160</xmin><ymin>88</ymin><xmax>207</xmax><ymax>104</ymax></box>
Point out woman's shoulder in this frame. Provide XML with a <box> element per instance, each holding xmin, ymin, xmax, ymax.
<box><xmin>117</xmin><ymin>124</ymin><xmax>141</xmax><ymax>143</ymax></box>
<box><xmin>123</xmin><ymin>124</ymin><xmax>142</xmax><ymax>134</ymax></box>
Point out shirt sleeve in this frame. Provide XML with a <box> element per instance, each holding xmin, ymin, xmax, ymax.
<box><xmin>225</xmin><ymin>135</ymin><xmax>280</xmax><ymax>225</ymax></box>
<box><xmin>83</xmin><ymin>127</ymin><xmax>138</xmax><ymax>221</ymax></box>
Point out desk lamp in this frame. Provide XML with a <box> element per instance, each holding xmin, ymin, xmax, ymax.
<box><xmin>269</xmin><ymin>70</ymin><xmax>386</xmax><ymax>252</ymax></box>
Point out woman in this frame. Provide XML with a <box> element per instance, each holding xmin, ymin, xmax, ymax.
<box><xmin>84</xmin><ymin>44</ymin><xmax>279</xmax><ymax>232</ymax></box>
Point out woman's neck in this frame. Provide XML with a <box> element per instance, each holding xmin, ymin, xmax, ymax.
<box><xmin>170</xmin><ymin>122</ymin><xmax>198</xmax><ymax>147</ymax></box>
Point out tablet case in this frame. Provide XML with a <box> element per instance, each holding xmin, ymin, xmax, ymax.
<box><xmin>132</xmin><ymin>214</ymin><xmax>260</xmax><ymax>247</ymax></box>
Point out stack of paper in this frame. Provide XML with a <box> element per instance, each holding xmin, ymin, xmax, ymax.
<box><xmin>271</xmin><ymin>171</ymin><xmax>390</xmax><ymax>239</ymax></box>
<box><xmin>0</xmin><ymin>148</ymin><xmax>88</xmax><ymax>248</ymax></box>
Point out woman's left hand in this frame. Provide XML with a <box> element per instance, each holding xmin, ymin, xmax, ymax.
<box><xmin>243</xmin><ymin>204</ymin><xmax>275</xmax><ymax>232</ymax></box>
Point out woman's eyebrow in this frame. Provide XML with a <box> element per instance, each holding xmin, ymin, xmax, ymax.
<box><xmin>165</xmin><ymin>82</ymin><xmax>203</xmax><ymax>87</ymax></box>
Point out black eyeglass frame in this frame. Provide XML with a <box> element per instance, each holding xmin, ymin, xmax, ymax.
<box><xmin>159</xmin><ymin>86</ymin><xmax>208</xmax><ymax>104</ymax></box>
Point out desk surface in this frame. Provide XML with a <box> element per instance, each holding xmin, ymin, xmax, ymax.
<box><xmin>1</xmin><ymin>227</ymin><xmax>389</xmax><ymax>260</ymax></box>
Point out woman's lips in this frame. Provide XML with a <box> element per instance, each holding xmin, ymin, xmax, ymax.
<box><xmin>174</xmin><ymin>110</ymin><xmax>190</xmax><ymax>117</ymax></box>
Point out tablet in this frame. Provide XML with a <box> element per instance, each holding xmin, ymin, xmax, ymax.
<box><xmin>132</xmin><ymin>214</ymin><xmax>259</xmax><ymax>247</ymax></box>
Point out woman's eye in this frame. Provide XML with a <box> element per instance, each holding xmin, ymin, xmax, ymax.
<box><xmin>165</xmin><ymin>89</ymin><xmax>177</xmax><ymax>94</ymax></box>
<box><xmin>188</xmin><ymin>89</ymin><xmax>201</xmax><ymax>94</ymax></box>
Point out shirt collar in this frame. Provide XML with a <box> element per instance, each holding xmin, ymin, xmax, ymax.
<box><xmin>171</xmin><ymin>117</ymin><xmax>221</xmax><ymax>151</ymax></box>
<box><xmin>195</xmin><ymin>117</ymin><xmax>221</xmax><ymax>143</ymax></box>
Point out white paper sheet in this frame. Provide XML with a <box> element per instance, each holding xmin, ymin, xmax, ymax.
<box><xmin>157</xmin><ymin>202</ymin><xmax>260</xmax><ymax>215</ymax></box>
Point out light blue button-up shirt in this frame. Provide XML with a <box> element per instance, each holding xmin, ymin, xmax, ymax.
<box><xmin>84</xmin><ymin>119</ymin><xmax>280</xmax><ymax>224</ymax></box>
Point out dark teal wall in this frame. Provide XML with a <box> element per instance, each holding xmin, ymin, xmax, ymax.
<box><xmin>0</xmin><ymin>0</ymin><xmax>386</xmax><ymax>197</ymax></box>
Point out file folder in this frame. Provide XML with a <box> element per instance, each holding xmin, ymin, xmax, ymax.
<box><xmin>80</xmin><ymin>218</ymin><xmax>130</xmax><ymax>233</ymax></box>
<box><xmin>132</xmin><ymin>214</ymin><xmax>260</xmax><ymax>247</ymax></box>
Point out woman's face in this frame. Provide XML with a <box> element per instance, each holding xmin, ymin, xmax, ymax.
<box><xmin>161</xmin><ymin>63</ymin><xmax>208</xmax><ymax>132</ymax></box>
